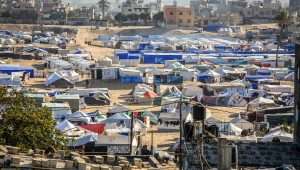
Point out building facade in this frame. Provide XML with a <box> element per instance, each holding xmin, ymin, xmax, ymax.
<box><xmin>290</xmin><ymin>0</ymin><xmax>300</xmax><ymax>11</ymax></box>
<box><xmin>163</xmin><ymin>5</ymin><xmax>194</xmax><ymax>27</ymax></box>
<box><xmin>121</xmin><ymin>0</ymin><xmax>150</xmax><ymax>16</ymax></box>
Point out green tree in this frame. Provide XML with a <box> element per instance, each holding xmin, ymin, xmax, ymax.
<box><xmin>139</xmin><ymin>13</ymin><xmax>151</xmax><ymax>25</ymax></box>
<box><xmin>97</xmin><ymin>0</ymin><xmax>110</xmax><ymax>20</ymax></box>
<box><xmin>0</xmin><ymin>88</ymin><xmax>65</xmax><ymax>150</ymax></box>
<box><xmin>153</xmin><ymin>12</ymin><xmax>164</xmax><ymax>25</ymax></box>
<box><xmin>275</xmin><ymin>10</ymin><xmax>289</xmax><ymax>68</ymax></box>
<box><xmin>115</xmin><ymin>13</ymin><xmax>127</xmax><ymax>25</ymax></box>
<box><xmin>128</xmin><ymin>14</ymin><xmax>139</xmax><ymax>22</ymax></box>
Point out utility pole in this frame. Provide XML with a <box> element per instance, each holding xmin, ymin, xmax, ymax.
<box><xmin>179</xmin><ymin>94</ymin><xmax>183</xmax><ymax>170</ymax></box>
<box><xmin>130</xmin><ymin>112</ymin><xmax>134</xmax><ymax>155</ymax></box>
<box><xmin>294</xmin><ymin>41</ymin><xmax>300</xmax><ymax>145</ymax></box>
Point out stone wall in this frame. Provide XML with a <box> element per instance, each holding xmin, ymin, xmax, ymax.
<box><xmin>203</xmin><ymin>142</ymin><xmax>300</xmax><ymax>168</ymax></box>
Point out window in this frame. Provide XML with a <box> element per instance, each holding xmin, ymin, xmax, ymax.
<box><xmin>128</xmin><ymin>9</ymin><xmax>132</xmax><ymax>12</ymax></box>
<box><xmin>170</xmin><ymin>12</ymin><xmax>174</xmax><ymax>15</ymax></box>
<box><xmin>179</xmin><ymin>12</ymin><xmax>183</xmax><ymax>15</ymax></box>
<box><xmin>187</xmin><ymin>19</ymin><xmax>191</xmax><ymax>23</ymax></box>
<box><xmin>179</xmin><ymin>19</ymin><xmax>183</xmax><ymax>23</ymax></box>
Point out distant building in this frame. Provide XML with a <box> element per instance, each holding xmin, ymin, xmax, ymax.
<box><xmin>190</xmin><ymin>0</ymin><xmax>202</xmax><ymax>16</ymax></box>
<box><xmin>242</xmin><ymin>0</ymin><xmax>282</xmax><ymax>23</ymax></box>
<box><xmin>290</xmin><ymin>0</ymin><xmax>300</xmax><ymax>12</ymax></box>
<box><xmin>121</xmin><ymin>0</ymin><xmax>150</xmax><ymax>16</ymax></box>
<box><xmin>290</xmin><ymin>0</ymin><xmax>300</xmax><ymax>9</ymax></box>
<box><xmin>163</xmin><ymin>5</ymin><xmax>194</xmax><ymax>27</ymax></box>
<box><xmin>40</xmin><ymin>0</ymin><xmax>63</xmax><ymax>13</ymax></box>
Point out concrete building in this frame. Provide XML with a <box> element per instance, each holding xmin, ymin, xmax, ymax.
<box><xmin>121</xmin><ymin>0</ymin><xmax>150</xmax><ymax>16</ymax></box>
<box><xmin>290</xmin><ymin>0</ymin><xmax>300</xmax><ymax>11</ymax></box>
<box><xmin>40</xmin><ymin>0</ymin><xmax>63</xmax><ymax>13</ymax></box>
<box><xmin>190</xmin><ymin>0</ymin><xmax>202</xmax><ymax>16</ymax></box>
<box><xmin>163</xmin><ymin>5</ymin><xmax>194</xmax><ymax>27</ymax></box>
<box><xmin>242</xmin><ymin>0</ymin><xmax>282</xmax><ymax>23</ymax></box>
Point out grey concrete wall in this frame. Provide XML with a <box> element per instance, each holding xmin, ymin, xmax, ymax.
<box><xmin>203</xmin><ymin>142</ymin><xmax>300</xmax><ymax>168</ymax></box>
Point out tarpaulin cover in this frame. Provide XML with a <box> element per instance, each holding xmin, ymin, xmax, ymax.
<box><xmin>121</xmin><ymin>76</ymin><xmax>143</xmax><ymax>84</ymax></box>
<box><xmin>0</xmin><ymin>64</ymin><xmax>34</xmax><ymax>77</ymax></box>
<box><xmin>144</xmin><ymin>91</ymin><xmax>158</xmax><ymax>99</ymax></box>
<box><xmin>143</xmin><ymin>53</ymin><xmax>183</xmax><ymax>64</ymax></box>
<box><xmin>80</xmin><ymin>124</ymin><xmax>105</xmax><ymax>134</ymax></box>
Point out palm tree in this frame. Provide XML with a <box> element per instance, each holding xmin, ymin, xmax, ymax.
<box><xmin>97</xmin><ymin>0</ymin><xmax>110</xmax><ymax>20</ymax></box>
<box><xmin>275</xmin><ymin>10</ymin><xmax>289</xmax><ymax>68</ymax></box>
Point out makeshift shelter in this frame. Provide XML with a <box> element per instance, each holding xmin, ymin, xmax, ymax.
<box><xmin>42</xmin><ymin>103</ymin><xmax>72</xmax><ymax>120</ymax></box>
<box><xmin>119</xmin><ymin>68</ymin><xmax>143</xmax><ymax>84</ymax></box>
<box><xmin>84</xmin><ymin>92</ymin><xmax>111</xmax><ymax>106</ymax></box>
<box><xmin>91</xmin><ymin>67</ymin><xmax>119</xmax><ymax>80</ymax></box>
<box><xmin>261</xmin><ymin>126</ymin><xmax>293</xmax><ymax>142</ymax></box>
<box><xmin>217</xmin><ymin>123</ymin><xmax>242</xmax><ymax>136</ymax></box>
<box><xmin>284</xmin><ymin>72</ymin><xmax>294</xmax><ymax>81</ymax></box>
<box><xmin>0</xmin><ymin>64</ymin><xmax>34</xmax><ymax>77</ymax></box>
<box><xmin>47</xmin><ymin>58</ymin><xmax>73</xmax><ymax>70</ymax></box>
<box><xmin>141</xmin><ymin>111</ymin><xmax>159</xmax><ymax>124</ymax></box>
<box><xmin>97</xmin><ymin>57</ymin><xmax>113</xmax><ymax>67</ymax></box>
<box><xmin>55</xmin><ymin>120</ymin><xmax>76</xmax><ymax>133</ymax></box>
<box><xmin>68</xmin><ymin>111</ymin><xmax>91</xmax><ymax>124</ymax></box>
<box><xmin>158</xmin><ymin>111</ymin><xmax>191</xmax><ymax>131</ymax></box>
<box><xmin>24</xmin><ymin>93</ymin><xmax>46</xmax><ymax>106</ymax></box>
<box><xmin>94</xmin><ymin>134</ymin><xmax>138</xmax><ymax>154</ymax></box>
<box><xmin>46</xmin><ymin>71</ymin><xmax>79</xmax><ymax>88</ymax></box>
<box><xmin>0</xmin><ymin>74</ymin><xmax>22</xmax><ymax>87</ymax></box>
<box><xmin>102</xmin><ymin>112</ymin><xmax>146</xmax><ymax>132</ymax></box>
<box><xmin>247</xmin><ymin>97</ymin><xmax>277</xmax><ymax>112</ymax></box>
<box><xmin>80</xmin><ymin>124</ymin><xmax>105</xmax><ymax>134</ymax></box>
<box><xmin>230</xmin><ymin>115</ymin><xmax>254</xmax><ymax>130</ymax></box>
<box><xmin>68</xmin><ymin>133</ymin><xmax>98</xmax><ymax>147</ymax></box>
<box><xmin>142</xmin><ymin>52</ymin><xmax>183</xmax><ymax>64</ymax></box>
<box><xmin>54</xmin><ymin>94</ymin><xmax>81</xmax><ymax>112</ymax></box>
<box><xmin>182</xmin><ymin>85</ymin><xmax>203</xmax><ymax>101</ymax></box>
<box><xmin>263</xmin><ymin>85</ymin><xmax>292</xmax><ymax>93</ymax></box>
<box><xmin>107</xmin><ymin>104</ymin><xmax>129</xmax><ymax>115</ymax></box>
<box><xmin>131</xmin><ymin>84</ymin><xmax>157</xmax><ymax>104</ymax></box>
<box><xmin>197</xmin><ymin>70</ymin><xmax>221</xmax><ymax>83</ymax></box>
<box><xmin>118</xmin><ymin>52</ymin><xmax>141</xmax><ymax>67</ymax></box>
<box><xmin>154</xmin><ymin>73</ymin><xmax>183</xmax><ymax>85</ymax></box>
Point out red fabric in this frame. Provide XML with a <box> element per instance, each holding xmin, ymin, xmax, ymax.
<box><xmin>144</xmin><ymin>91</ymin><xmax>157</xmax><ymax>99</ymax></box>
<box><xmin>80</xmin><ymin>124</ymin><xmax>105</xmax><ymax>134</ymax></box>
<box><xmin>132</xmin><ymin>112</ymin><xmax>139</xmax><ymax>117</ymax></box>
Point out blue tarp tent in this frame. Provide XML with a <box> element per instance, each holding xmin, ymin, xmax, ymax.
<box><xmin>204</xmin><ymin>24</ymin><xmax>226</xmax><ymax>32</ymax></box>
<box><xmin>0</xmin><ymin>64</ymin><xmax>34</xmax><ymax>77</ymax></box>
<box><xmin>121</xmin><ymin>76</ymin><xmax>143</xmax><ymax>84</ymax></box>
<box><xmin>143</xmin><ymin>53</ymin><xmax>183</xmax><ymax>64</ymax></box>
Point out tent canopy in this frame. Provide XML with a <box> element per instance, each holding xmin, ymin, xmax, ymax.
<box><xmin>55</xmin><ymin>120</ymin><xmax>75</xmax><ymax>132</ymax></box>
<box><xmin>261</xmin><ymin>126</ymin><xmax>293</xmax><ymax>142</ymax></box>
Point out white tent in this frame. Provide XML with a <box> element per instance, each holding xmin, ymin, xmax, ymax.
<box><xmin>230</xmin><ymin>115</ymin><xmax>254</xmax><ymax>130</ymax></box>
<box><xmin>217</xmin><ymin>123</ymin><xmax>243</xmax><ymax>136</ymax></box>
<box><xmin>261</xmin><ymin>126</ymin><xmax>293</xmax><ymax>142</ymax></box>
<box><xmin>102</xmin><ymin>113</ymin><xmax>146</xmax><ymax>132</ymax></box>
<box><xmin>107</xmin><ymin>104</ymin><xmax>129</xmax><ymax>114</ymax></box>
<box><xmin>284</xmin><ymin>72</ymin><xmax>294</xmax><ymax>81</ymax></box>
<box><xmin>68</xmin><ymin>111</ymin><xmax>91</xmax><ymax>124</ymax></box>
<box><xmin>182</xmin><ymin>85</ymin><xmax>203</xmax><ymax>100</ymax></box>
<box><xmin>68</xmin><ymin>133</ymin><xmax>98</xmax><ymax>147</ymax></box>
<box><xmin>247</xmin><ymin>97</ymin><xmax>277</xmax><ymax>111</ymax></box>
<box><xmin>55</xmin><ymin>120</ymin><xmax>76</xmax><ymax>132</ymax></box>
<box><xmin>46</xmin><ymin>70</ymin><xmax>79</xmax><ymax>86</ymax></box>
